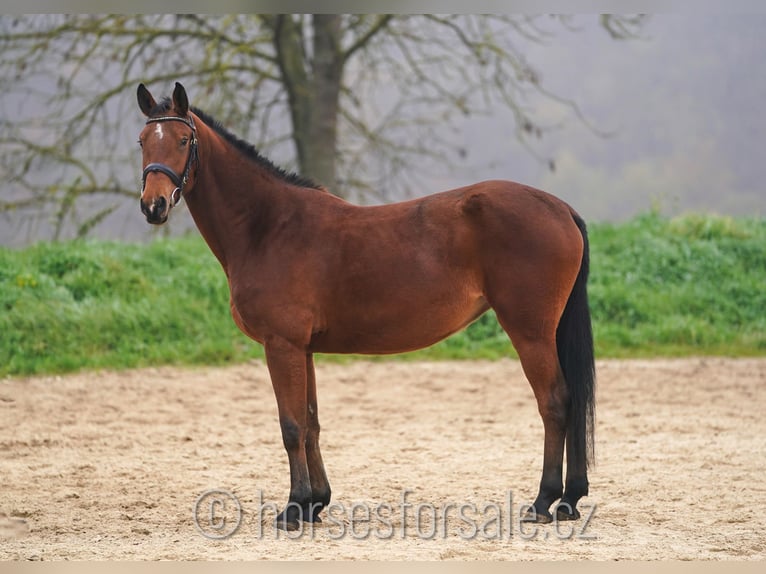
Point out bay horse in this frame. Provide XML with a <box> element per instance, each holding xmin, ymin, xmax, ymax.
<box><xmin>136</xmin><ymin>82</ymin><xmax>595</xmax><ymax>530</ymax></box>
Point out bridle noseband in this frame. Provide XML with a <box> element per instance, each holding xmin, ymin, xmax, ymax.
<box><xmin>141</xmin><ymin>115</ymin><xmax>198</xmax><ymax>207</ymax></box>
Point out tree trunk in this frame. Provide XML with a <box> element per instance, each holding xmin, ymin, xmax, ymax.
<box><xmin>273</xmin><ymin>14</ymin><xmax>343</xmax><ymax>195</ymax></box>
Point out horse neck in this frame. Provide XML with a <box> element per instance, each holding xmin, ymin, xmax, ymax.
<box><xmin>182</xmin><ymin>117</ymin><xmax>285</xmax><ymax>270</ymax></box>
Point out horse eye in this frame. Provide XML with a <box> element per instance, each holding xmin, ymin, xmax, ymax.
<box><xmin>180</xmin><ymin>137</ymin><xmax>189</xmax><ymax>147</ymax></box>
<box><xmin>137</xmin><ymin>139</ymin><xmax>143</xmax><ymax>149</ymax></box>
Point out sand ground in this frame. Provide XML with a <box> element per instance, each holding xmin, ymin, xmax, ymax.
<box><xmin>1</xmin><ymin>358</ymin><xmax>765</xmax><ymax>560</ymax></box>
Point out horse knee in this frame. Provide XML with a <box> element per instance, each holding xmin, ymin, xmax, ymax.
<box><xmin>280</xmin><ymin>417</ymin><xmax>303</xmax><ymax>451</ymax></box>
<box><xmin>306</xmin><ymin>416</ymin><xmax>320</xmax><ymax>440</ymax></box>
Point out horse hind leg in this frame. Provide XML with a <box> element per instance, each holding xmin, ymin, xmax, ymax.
<box><xmin>558</xmin><ymin>434</ymin><xmax>588</xmax><ymax>521</ymax></box>
<box><xmin>514</xmin><ymin>335</ymin><xmax>570</xmax><ymax>523</ymax></box>
<box><xmin>491</xmin><ymin>299</ymin><xmax>569</xmax><ymax>522</ymax></box>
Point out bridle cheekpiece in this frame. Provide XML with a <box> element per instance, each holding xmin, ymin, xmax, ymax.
<box><xmin>141</xmin><ymin>114</ymin><xmax>198</xmax><ymax>207</ymax></box>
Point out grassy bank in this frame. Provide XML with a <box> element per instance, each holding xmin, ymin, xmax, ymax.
<box><xmin>1</xmin><ymin>212</ymin><xmax>764</xmax><ymax>376</ymax></box>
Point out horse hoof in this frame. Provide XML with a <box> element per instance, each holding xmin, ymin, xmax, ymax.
<box><xmin>521</xmin><ymin>509</ymin><xmax>553</xmax><ymax>524</ymax></box>
<box><xmin>275</xmin><ymin>516</ymin><xmax>301</xmax><ymax>531</ymax></box>
<box><xmin>275</xmin><ymin>507</ymin><xmax>303</xmax><ymax>531</ymax></box>
<box><xmin>555</xmin><ymin>505</ymin><xmax>581</xmax><ymax>521</ymax></box>
<box><xmin>275</xmin><ymin>503</ymin><xmax>324</xmax><ymax>529</ymax></box>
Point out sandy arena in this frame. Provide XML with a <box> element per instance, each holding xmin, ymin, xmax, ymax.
<box><xmin>1</xmin><ymin>358</ymin><xmax>765</xmax><ymax>560</ymax></box>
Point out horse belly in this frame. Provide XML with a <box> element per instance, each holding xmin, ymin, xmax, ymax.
<box><xmin>309</xmin><ymin>289</ymin><xmax>489</xmax><ymax>355</ymax></box>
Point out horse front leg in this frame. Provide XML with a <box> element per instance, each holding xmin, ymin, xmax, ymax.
<box><xmin>265</xmin><ymin>337</ymin><xmax>316</xmax><ymax>531</ymax></box>
<box><xmin>305</xmin><ymin>353</ymin><xmax>332</xmax><ymax>521</ymax></box>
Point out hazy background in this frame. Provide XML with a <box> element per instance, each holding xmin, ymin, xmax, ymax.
<box><xmin>451</xmin><ymin>14</ymin><xmax>765</xmax><ymax>221</ymax></box>
<box><xmin>1</xmin><ymin>14</ymin><xmax>763</xmax><ymax>245</ymax></box>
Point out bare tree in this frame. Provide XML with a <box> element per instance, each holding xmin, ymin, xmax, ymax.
<box><xmin>0</xmin><ymin>14</ymin><xmax>645</xmax><ymax>242</ymax></box>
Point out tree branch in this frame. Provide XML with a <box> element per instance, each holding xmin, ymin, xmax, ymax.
<box><xmin>342</xmin><ymin>15</ymin><xmax>394</xmax><ymax>63</ymax></box>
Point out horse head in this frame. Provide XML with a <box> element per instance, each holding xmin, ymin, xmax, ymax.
<box><xmin>136</xmin><ymin>82</ymin><xmax>198</xmax><ymax>225</ymax></box>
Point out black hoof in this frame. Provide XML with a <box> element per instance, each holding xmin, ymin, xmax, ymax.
<box><xmin>309</xmin><ymin>500</ymin><xmax>327</xmax><ymax>523</ymax></box>
<box><xmin>521</xmin><ymin>508</ymin><xmax>553</xmax><ymax>524</ymax></box>
<box><xmin>274</xmin><ymin>516</ymin><xmax>301</xmax><ymax>531</ymax></box>
<box><xmin>555</xmin><ymin>502</ymin><xmax>581</xmax><ymax>521</ymax></box>
<box><xmin>275</xmin><ymin>501</ymin><xmax>325</xmax><ymax>530</ymax></box>
<box><xmin>275</xmin><ymin>505</ymin><xmax>305</xmax><ymax>531</ymax></box>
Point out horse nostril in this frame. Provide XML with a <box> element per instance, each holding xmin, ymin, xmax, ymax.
<box><xmin>140</xmin><ymin>195</ymin><xmax>169</xmax><ymax>223</ymax></box>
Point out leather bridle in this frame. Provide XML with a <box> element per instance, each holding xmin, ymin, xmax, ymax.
<box><xmin>141</xmin><ymin>115</ymin><xmax>198</xmax><ymax>207</ymax></box>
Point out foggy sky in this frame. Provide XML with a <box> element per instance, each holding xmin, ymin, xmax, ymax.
<box><xmin>1</xmin><ymin>13</ymin><xmax>764</xmax><ymax>245</ymax></box>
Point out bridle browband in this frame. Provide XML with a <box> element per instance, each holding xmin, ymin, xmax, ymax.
<box><xmin>141</xmin><ymin>115</ymin><xmax>198</xmax><ymax>207</ymax></box>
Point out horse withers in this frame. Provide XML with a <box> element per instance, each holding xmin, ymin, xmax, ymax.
<box><xmin>136</xmin><ymin>82</ymin><xmax>595</xmax><ymax>530</ymax></box>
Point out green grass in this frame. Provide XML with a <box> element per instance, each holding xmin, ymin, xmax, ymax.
<box><xmin>1</xmin><ymin>212</ymin><xmax>764</xmax><ymax>376</ymax></box>
<box><xmin>0</xmin><ymin>237</ymin><xmax>262</xmax><ymax>375</ymax></box>
<box><xmin>588</xmin><ymin>213</ymin><xmax>766</xmax><ymax>357</ymax></box>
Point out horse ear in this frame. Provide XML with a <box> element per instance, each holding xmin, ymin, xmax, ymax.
<box><xmin>172</xmin><ymin>82</ymin><xmax>189</xmax><ymax>116</ymax></box>
<box><xmin>137</xmin><ymin>83</ymin><xmax>156</xmax><ymax>117</ymax></box>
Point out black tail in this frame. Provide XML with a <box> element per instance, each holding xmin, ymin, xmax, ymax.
<box><xmin>556</xmin><ymin>211</ymin><xmax>596</xmax><ymax>469</ymax></box>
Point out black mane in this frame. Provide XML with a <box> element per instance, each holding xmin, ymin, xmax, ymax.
<box><xmin>148</xmin><ymin>97</ymin><xmax>323</xmax><ymax>191</ymax></box>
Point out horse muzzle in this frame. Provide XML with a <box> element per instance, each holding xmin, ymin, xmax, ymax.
<box><xmin>140</xmin><ymin>194</ymin><xmax>170</xmax><ymax>225</ymax></box>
